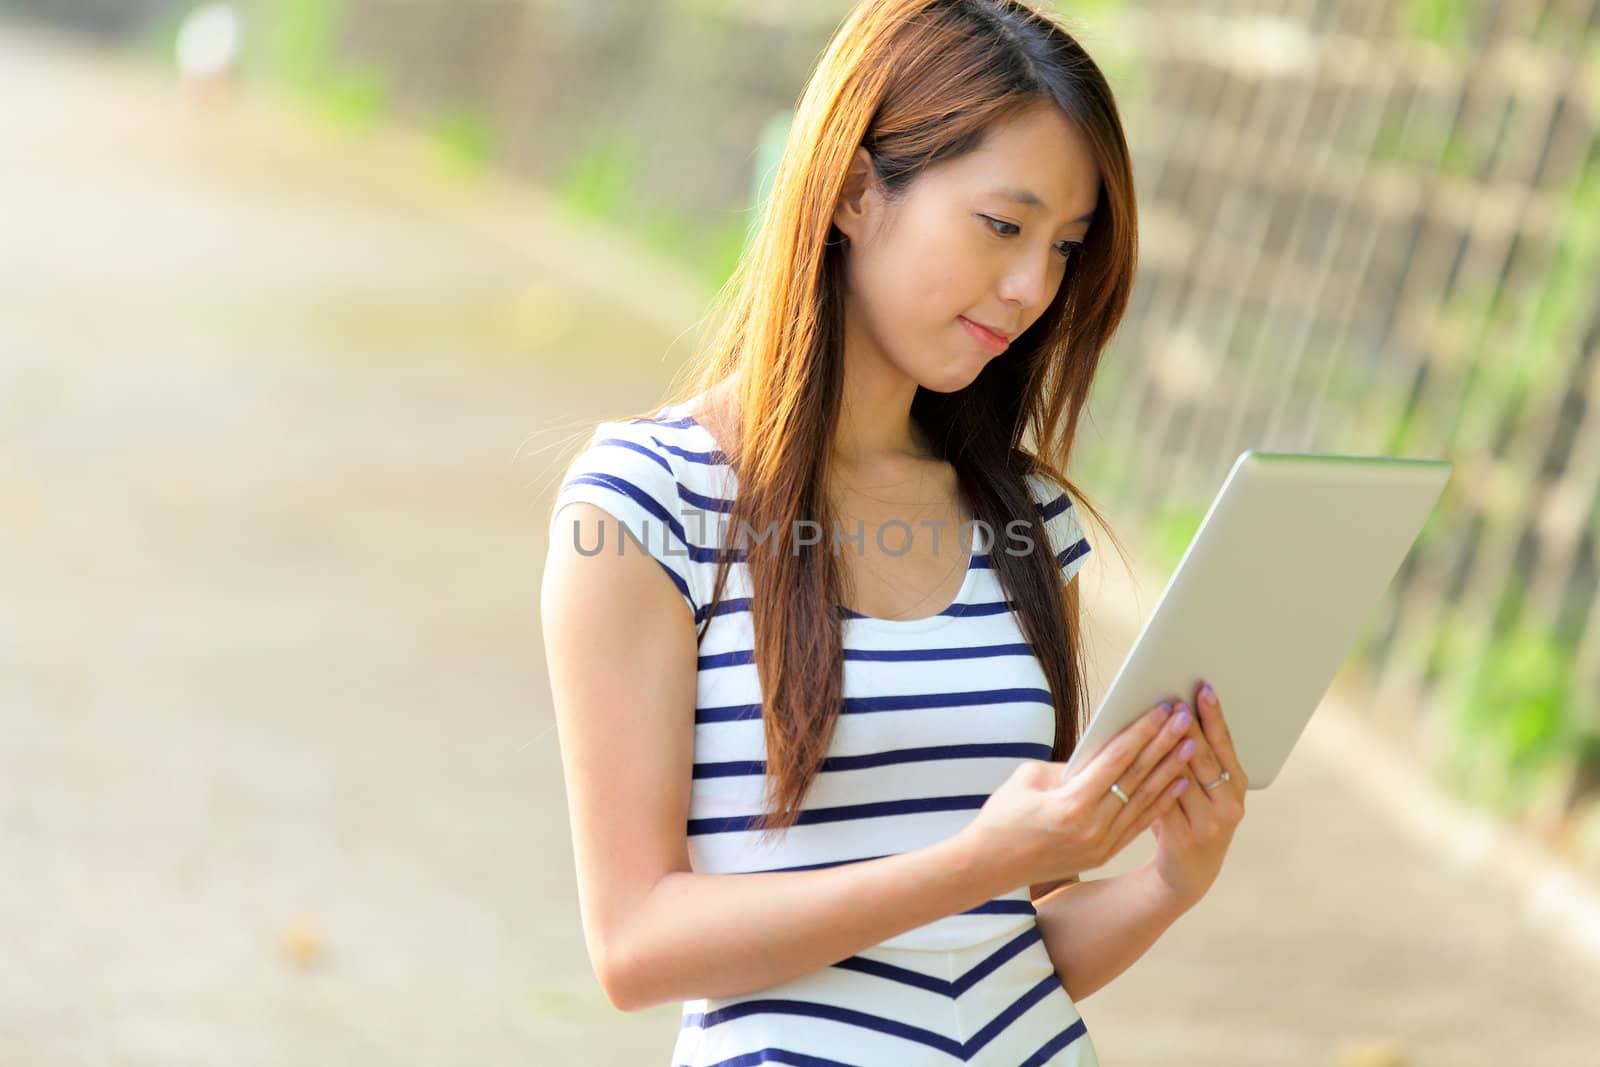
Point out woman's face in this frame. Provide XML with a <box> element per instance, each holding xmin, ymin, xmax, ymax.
<box><xmin>832</xmin><ymin>102</ymin><xmax>1102</xmax><ymax>393</ymax></box>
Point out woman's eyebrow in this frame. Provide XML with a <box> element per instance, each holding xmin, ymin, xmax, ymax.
<box><xmin>988</xmin><ymin>185</ymin><xmax>1096</xmax><ymax>223</ymax></box>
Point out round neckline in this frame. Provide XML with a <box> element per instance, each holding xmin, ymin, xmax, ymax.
<box><xmin>663</xmin><ymin>402</ymin><xmax>979</xmax><ymax>631</ymax></box>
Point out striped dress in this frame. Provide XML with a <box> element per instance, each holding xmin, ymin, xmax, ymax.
<box><xmin>550</xmin><ymin>398</ymin><xmax>1098</xmax><ymax>1066</ymax></box>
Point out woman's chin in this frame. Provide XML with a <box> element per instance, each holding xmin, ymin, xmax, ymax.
<box><xmin>919</xmin><ymin>359</ymin><xmax>989</xmax><ymax>395</ymax></box>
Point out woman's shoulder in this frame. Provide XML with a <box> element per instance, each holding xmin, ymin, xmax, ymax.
<box><xmin>556</xmin><ymin>417</ymin><xmax>684</xmax><ymax>506</ymax></box>
<box><xmin>1020</xmin><ymin>469</ymin><xmax>1092</xmax><ymax>584</ymax></box>
<box><xmin>548</xmin><ymin>413</ymin><xmax>716</xmax><ymax>618</ymax></box>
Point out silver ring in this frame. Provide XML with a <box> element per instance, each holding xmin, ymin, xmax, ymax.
<box><xmin>1202</xmin><ymin>770</ymin><xmax>1231</xmax><ymax>791</ymax></box>
<box><xmin>1109</xmin><ymin>782</ymin><xmax>1131</xmax><ymax>805</ymax></box>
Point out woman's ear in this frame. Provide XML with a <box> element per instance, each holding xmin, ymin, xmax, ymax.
<box><xmin>830</xmin><ymin>146</ymin><xmax>878</xmax><ymax>243</ymax></box>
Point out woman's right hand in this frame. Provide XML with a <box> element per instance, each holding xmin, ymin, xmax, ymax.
<box><xmin>959</xmin><ymin>701</ymin><xmax>1198</xmax><ymax>890</ymax></box>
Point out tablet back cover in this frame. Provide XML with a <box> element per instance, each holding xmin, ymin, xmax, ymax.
<box><xmin>1063</xmin><ymin>451</ymin><xmax>1452</xmax><ymax>788</ymax></box>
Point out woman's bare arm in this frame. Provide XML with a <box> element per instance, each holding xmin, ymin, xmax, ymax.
<box><xmin>1030</xmin><ymin>861</ymin><xmax>1193</xmax><ymax>1002</ymax></box>
<box><xmin>1030</xmin><ymin>874</ymin><xmax>1078</xmax><ymax>900</ymax></box>
<box><xmin>542</xmin><ymin>502</ymin><xmax>1016</xmax><ymax>1012</ymax></box>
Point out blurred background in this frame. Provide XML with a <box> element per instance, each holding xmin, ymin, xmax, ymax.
<box><xmin>3</xmin><ymin>0</ymin><xmax>1600</xmax><ymax>1064</ymax></box>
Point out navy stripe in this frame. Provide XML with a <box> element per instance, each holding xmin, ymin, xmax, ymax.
<box><xmin>696</xmin><ymin>649</ymin><xmax>754</xmax><ymax>670</ymax></box>
<box><xmin>829</xmin><ymin>926</ymin><xmax>1043</xmax><ymax>996</ymax></box>
<box><xmin>1056</xmin><ymin>537</ymin><xmax>1091</xmax><ymax>571</ymax></box>
<box><xmin>695</xmin><ymin>687</ymin><xmax>1052</xmax><ymax>725</ymax></box>
<box><xmin>697</xmin><ymin>594</ymin><xmax>1030</xmax><ymax>625</ymax></box>
<box><xmin>965</xmin><ymin>973</ymin><xmax>1062</xmax><ymax>1054</ymax></box>
<box><xmin>688</xmin><ymin>793</ymin><xmax>988</xmax><ymax>837</ymax></box>
<box><xmin>1040</xmin><ymin>490</ymin><xmax>1074</xmax><ymax>522</ymax></box>
<box><xmin>695</xmin><ymin>595</ymin><xmax>752</xmax><ymax>625</ymax></box>
<box><xmin>630</xmin><ymin>415</ymin><xmax>697</xmax><ymax>429</ymax></box>
<box><xmin>956</xmin><ymin>598</ymin><xmax>1021</xmax><ymax>617</ymax></box>
<box><xmin>693</xmin><ymin>742</ymin><xmax>1052</xmax><ymax>779</ymax></box>
<box><xmin>592</xmin><ymin>435</ymin><xmax>672</xmax><ymax>474</ymax></box>
<box><xmin>562</xmin><ymin>472</ymin><xmax>690</xmax><ymax>546</ymax></box>
<box><xmin>561</xmin><ymin>470</ymin><xmax>717</xmax><ymax>564</ymax></box>
<box><xmin>683</xmin><ymin>998</ymin><xmax>964</xmax><ymax>1057</ymax></box>
<box><xmin>652</xmin><ymin>437</ymin><xmax>728</xmax><ymax>466</ymax></box>
<box><xmin>681</xmin><ymin>970</ymin><xmax>1066</xmax><ymax>1059</ymax></box>
<box><xmin>678</xmin><ymin>483</ymin><xmax>736</xmax><ymax>514</ymax></box>
<box><xmin>694</xmin><ymin>702</ymin><xmax>762</xmax><ymax>725</ymax></box>
<box><xmin>962</xmin><ymin>898</ymin><xmax>1038</xmax><ymax>916</ymax></box>
<box><xmin>844</xmin><ymin>687</ymin><xmax>1053</xmax><ymax>714</ymax></box>
<box><xmin>563</xmin><ymin>473</ymin><xmax>696</xmax><ymax>607</ymax></box>
<box><xmin>1020</xmin><ymin>1018</ymin><xmax>1089</xmax><ymax>1066</ymax></box>
<box><xmin>628</xmin><ymin>416</ymin><xmax>728</xmax><ymax>466</ymax></box>
<box><xmin>698</xmin><ymin>642</ymin><xmax>1034</xmax><ymax>671</ymax></box>
<box><xmin>680</xmin><ymin>1050</ymin><xmax>863</xmax><ymax>1067</ymax></box>
<box><xmin>837</xmin><ymin>599</ymin><xmax>973</xmax><ymax>620</ymax></box>
<box><xmin>976</xmin><ymin>537</ymin><xmax>1087</xmax><ymax>570</ymax></box>
<box><xmin>948</xmin><ymin>925</ymin><xmax>1043</xmax><ymax>993</ymax></box>
<box><xmin>843</xmin><ymin>641</ymin><xmax>1034</xmax><ymax>662</ymax></box>
<box><xmin>827</xmin><ymin>955</ymin><xmax>949</xmax><ymax>995</ymax></box>
<box><xmin>748</xmin><ymin>854</ymin><xmax>894</xmax><ymax>874</ymax></box>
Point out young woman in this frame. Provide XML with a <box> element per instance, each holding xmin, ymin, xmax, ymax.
<box><xmin>542</xmin><ymin>1</ymin><xmax>1249</xmax><ymax>1062</ymax></box>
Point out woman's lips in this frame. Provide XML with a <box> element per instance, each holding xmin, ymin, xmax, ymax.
<box><xmin>960</xmin><ymin>316</ymin><xmax>1010</xmax><ymax>353</ymax></box>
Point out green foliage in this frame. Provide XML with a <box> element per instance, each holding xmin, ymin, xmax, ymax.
<box><xmin>1367</xmin><ymin>113</ymin><xmax>1406</xmax><ymax>164</ymax></box>
<box><xmin>1384</xmin><ymin>394</ymin><xmax>1420</xmax><ymax>455</ymax></box>
<box><xmin>1401</xmin><ymin>0</ymin><xmax>1475</xmax><ymax>51</ymax></box>
<box><xmin>1071</xmin><ymin>442</ymin><xmax>1124</xmax><ymax>503</ymax></box>
<box><xmin>558</xmin><ymin>129</ymin><xmax>644</xmax><ymax>220</ymax></box>
<box><xmin>1437</xmin><ymin>279</ymin><xmax>1499</xmax><ymax>341</ymax></box>
<box><xmin>1147</xmin><ymin>498</ymin><xmax>1209</xmax><ymax>573</ymax></box>
<box><xmin>1439</xmin><ymin>605</ymin><xmax>1583</xmax><ymax>812</ymax></box>
<box><xmin>699</xmin><ymin>214</ymin><xmax>756</xmax><ymax>290</ymax></box>
<box><xmin>1408</xmin><ymin>486</ymin><xmax>1455</xmax><ymax>559</ymax></box>
<box><xmin>645</xmin><ymin>209</ymin><xmax>750</xmax><ymax>289</ymax></box>
<box><xmin>254</xmin><ymin>0</ymin><xmax>344</xmax><ymax>90</ymax></box>
<box><xmin>749</xmin><ymin>111</ymin><xmax>794</xmax><ymax>242</ymax></box>
<box><xmin>314</xmin><ymin>62</ymin><xmax>390</xmax><ymax>132</ymax></box>
<box><xmin>1421</xmin><ymin>605</ymin><xmax>1473</xmax><ymax>684</ymax></box>
<box><xmin>1438</xmin><ymin>128</ymin><xmax>1476</xmax><ymax>176</ymax></box>
<box><xmin>1046</xmin><ymin>0</ymin><xmax>1128</xmax><ymax>14</ymax></box>
<box><xmin>1520</xmin><ymin>160</ymin><xmax>1600</xmax><ymax>368</ymax></box>
<box><xmin>558</xmin><ymin>125</ymin><xmax>751</xmax><ymax>289</ymax></box>
<box><xmin>431</xmin><ymin>107</ymin><xmax>495</xmax><ymax>173</ymax></box>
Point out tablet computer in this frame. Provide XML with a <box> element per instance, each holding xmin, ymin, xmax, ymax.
<box><xmin>1061</xmin><ymin>450</ymin><xmax>1452</xmax><ymax>789</ymax></box>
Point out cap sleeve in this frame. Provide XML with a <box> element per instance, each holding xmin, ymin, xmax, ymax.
<box><xmin>1027</xmin><ymin>472</ymin><xmax>1092</xmax><ymax>585</ymax></box>
<box><xmin>548</xmin><ymin>420</ymin><xmax>701</xmax><ymax>618</ymax></box>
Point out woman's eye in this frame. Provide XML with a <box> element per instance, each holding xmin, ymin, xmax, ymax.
<box><xmin>983</xmin><ymin>216</ymin><xmax>1083</xmax><ymax>261</ymax></box>
<box><xmin>982</xmin><ymin>215</ymin><xmax>1020</xmax><ymax>237</ymax></box>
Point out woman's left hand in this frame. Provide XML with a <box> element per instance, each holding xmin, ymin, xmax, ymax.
<box><xmin>1148</xmin><ymin>681</ymin><xmax>1250</xmax><ymax>907</ymax></box>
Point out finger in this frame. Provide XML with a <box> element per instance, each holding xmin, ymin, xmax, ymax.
<box><xmin>1107</xmin><ymin>729</ymin><xmax>1196</xmax><ymax>843</ymax></box>
<box><xmin>1091</xmin><ymin>701</ymin><xmax>1189</xmax><ymax>826</ymax></box>
<box><xmin>1108</xmin><ymin>775</ymin><xmax>1187</xmax><ymax>856</ymax></box>
<box><xmin>1072</xmin><ymin>702</ymin><xmax>1176</xmax><ymax>796</ymax></box>
<box><xmin>1173</xmin><ymin>755</ymin><xmax>1215</xmax><ymax>824</ymax></box>
<box><xmin>1174</xmin><ymin>698</ymin><xmax>1224</xmax><ymax>785</ymax></box>
<box><xmin>1196</xmin><ymin>681</ymin><xmax>1246</xmax><ymax>780</ymax></box>
<box><xmin>1102</xmin><ymin>709</ymin><xmax>1194</xmax><ymax>834</ymax></box>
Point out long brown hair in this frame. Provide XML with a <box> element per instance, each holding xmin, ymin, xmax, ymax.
<box><xmin>619</xmin><ymin>0</ymin><xmax>1138</xmax><ymax>839</ymax></box>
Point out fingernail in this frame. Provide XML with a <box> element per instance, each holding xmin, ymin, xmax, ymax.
<box><xmin>1170</xmin><ymin>708</ymin><xmax>1192</xmax><ymax>731</ymax></box>
<box><xmin>1179</xmin><ymin>739</ymin><xmax>1198</xmax><ymax>759</ymax></box>
<box><xmin>1200</xmin><ymin>683</ymin><xmax>1215</xmax><ymax>703</ymax></box>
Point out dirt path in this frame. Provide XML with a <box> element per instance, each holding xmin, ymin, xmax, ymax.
<box><xmin>2</xmin><ymin>20</ymin><xmax>1597</xmax><ymax>1067</ymax></box>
